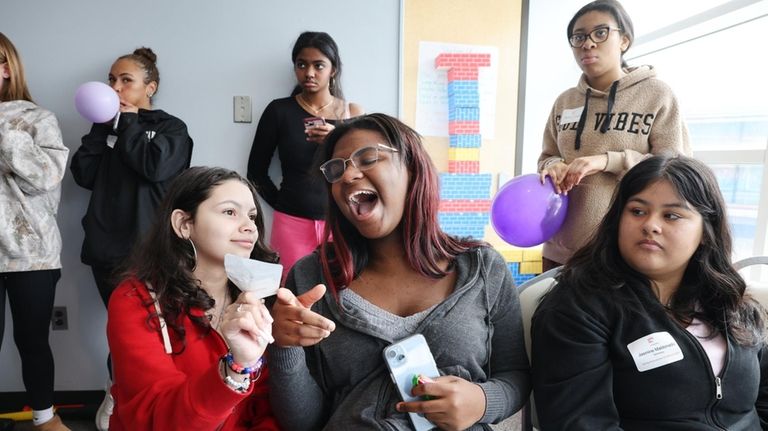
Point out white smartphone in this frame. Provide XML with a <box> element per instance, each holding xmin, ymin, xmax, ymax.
<box><xmin>303</xmin><ymin>116</ymin><xmax>326</xmax><ymax>129</ymax></box>
<box><xmin>383</xmin><ymin>334</ymin><xmax>440</xmax><ymax>431</ymax></box>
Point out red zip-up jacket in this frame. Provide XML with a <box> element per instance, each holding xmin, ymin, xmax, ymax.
<box><xmin>107</xmin><ymin>278</ymin><xmax>280</xmax><ymax>430</ymax></box>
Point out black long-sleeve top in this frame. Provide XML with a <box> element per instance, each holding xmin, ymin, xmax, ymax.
<box><xmin>246</xmin><ymin>97</ymin><xmax>337</xmax><ymax>220</ymax></box>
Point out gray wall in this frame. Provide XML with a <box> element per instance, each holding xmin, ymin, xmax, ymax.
<box><xmin>0</xmin><ymin>0</ymin><xmax>400</xmax><ymax>391</ymax></box>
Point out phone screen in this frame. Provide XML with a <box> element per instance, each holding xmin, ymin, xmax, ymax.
<box><xmin>303</xmin><ymin>116</ymin><xmax>326</xmax><ymax>129</ymax></box>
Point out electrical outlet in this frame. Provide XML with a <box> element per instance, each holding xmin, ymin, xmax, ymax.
<box><xmin>51</xmin><ymin>306</ymin><xmax>68</xmax><ymax>330</ymax></box>
<box><xmin>233</xmin><ymin>96</ymin><xmax>252</xmax><ymax>123</ymax></box>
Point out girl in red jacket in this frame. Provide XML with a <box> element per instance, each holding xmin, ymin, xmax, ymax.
<box><xmin>106</xmin><ymin>167</ymin><xmax>280</xmax><ymax>430</ymax></box>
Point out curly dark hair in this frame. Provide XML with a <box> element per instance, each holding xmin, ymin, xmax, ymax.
<box><xmin>122</xmin><ymin>166</ymin><xmax>278</xmax><ymax>353</ymax></box>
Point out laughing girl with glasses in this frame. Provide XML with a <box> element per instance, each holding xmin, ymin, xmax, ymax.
<box><xmin>537</xmin><ymin>0</ymin><xmax>691</xmax><ymax>272</ymax></box>
<box><xmin>266</xmin><ymin>113</ymin><xmax>530</xmax><ymax>430</ymax></box>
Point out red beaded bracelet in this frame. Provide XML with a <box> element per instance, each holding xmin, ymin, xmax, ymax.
<box><xmin>223</xmin><ymin>352</ymin><xmax>264</xmax><ymax>375</ymax></box>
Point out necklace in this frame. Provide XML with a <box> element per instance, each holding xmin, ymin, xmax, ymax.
<box><xmin>297</xmin><ymin>93</ymin><xmax>334</xmax><ymax>115</ymax></box>
<box><xmin>210</xmin><ymin>295</ymin><xmax>230</xmax><ymax>331</ymax></box>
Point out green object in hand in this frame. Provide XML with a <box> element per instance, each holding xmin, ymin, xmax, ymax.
<box><xmin>412</xmin><ymin>374</ymin><xmax>434</xmax><ymax>401</ymax></box>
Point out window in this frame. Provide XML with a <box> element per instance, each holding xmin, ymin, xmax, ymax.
<box><xmin>628</xmin><ymin>1</ymin><xmax>768</xmax><ymax>280</ymax></box>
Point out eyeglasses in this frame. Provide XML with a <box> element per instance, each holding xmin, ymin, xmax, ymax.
<box><xmin>569</xmin><ymin>26</ymin><xmax>622</xmax><ymax>48</ymax></box>
<box><xmin>319</xmin><ymin>143</ymin><xmax>398</xmax><ymax>183</ymax></box>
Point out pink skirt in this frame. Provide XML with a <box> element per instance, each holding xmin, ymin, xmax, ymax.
<box><xmin>270</xmin><ymin>211</ymin><xmax>326</xmax><ymax>283</ymax></box>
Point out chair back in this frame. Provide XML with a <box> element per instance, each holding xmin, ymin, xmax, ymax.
<box><xmin>735</xmin><ymin>256</ymin><xmax>768</xmax><ymax>305</ymax></box>
<box><xmin>517</xmin><ymin>267</ymin><xmax>561</xmax><ymax>430</ymax></box>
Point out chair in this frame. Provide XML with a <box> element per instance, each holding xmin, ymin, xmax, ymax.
<box><xmin>734</xmin><ymin>256</ymin><xmax>768</xmax><ymax>305</ymax></box>
<box><xmin>517</xmin><ymin>267</ymin><xmax>561</xmax><ymax>431</ymax></box>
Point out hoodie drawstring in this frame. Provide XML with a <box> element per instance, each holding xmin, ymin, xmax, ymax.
<box><xmin>574</xmin><ymin>88</ymin><xmax>591</xmax><ymax>150</ymax></box>
<box><xmin>574</xmin><ymin>80</ymin><xmax>620</xmax><ymax>150</ymax></box>
<box><xmin>600</xmin><ymin>80</ymin><xmax>620</xmax><ymax>134</ymax></box>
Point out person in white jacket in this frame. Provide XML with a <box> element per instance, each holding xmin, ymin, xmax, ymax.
<box><xmin>0</xmin><ymin>32</ymin><xmax>70</xmax><ymax>431</ymax></box>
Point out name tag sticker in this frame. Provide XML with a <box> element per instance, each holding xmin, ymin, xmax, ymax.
<box><xmin>559</xmin><ymin>106</ymin><xmax>584</xmax><ymax>125</ymax></box>
<box><xmin>626</xmin><ymin>331</ymin><xmax>684</xmax><ymax>372</ymax></box>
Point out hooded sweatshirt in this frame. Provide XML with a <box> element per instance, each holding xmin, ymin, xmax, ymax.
<box><xmin>0</xmin><ymin>101</ymin><xmax>68</xmax><ymax>272</ymax></box>
<box><xmin>538</xmin><ymin>65</ymin><xmax>691</xmax><ymax>264</ymax></box>
<box><xmin>268</xmin><ymin>246</ymin><xmax>531</xmax><ymax>431</ymax></box>
<box><xmin>70</xmin><ymin>109</ymin><xmax>193</xmax><ymax>267</ymax></box>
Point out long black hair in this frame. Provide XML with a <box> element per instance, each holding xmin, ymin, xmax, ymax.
<box><xmin>290</xmin><ymin>31</ymin><xmax>344</xmax><ymax>99</ymax></box>
<box><xmin>123</xmin><ymin>167</ymin><xmax>278</xmax><ymax>352</ymax></box>
<box><xmin>557</xmin><ymin>155</ymin><xmax>765</xmax><ymax>346</ymax></box>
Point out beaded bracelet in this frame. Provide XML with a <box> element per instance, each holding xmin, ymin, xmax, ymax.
<box><xmin>223</xmin><ymin>352</ymin><xmax>264</xmax><ymax>375</ymax></box>
<box><xmin>224</xmin><ymin>373</ymin><xmax>251</xmax><ymax>393</ymax></box>
<box><xmin>220</xmin><ymin>359</ymin><xmax>251</xmax><ymax>393</ymax></box>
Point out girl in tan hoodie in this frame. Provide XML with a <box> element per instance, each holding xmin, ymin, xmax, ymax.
<box><xmin>538</xmin><ymin>0</ymin><xmax>691</xmax><ymax>269</ymax></box>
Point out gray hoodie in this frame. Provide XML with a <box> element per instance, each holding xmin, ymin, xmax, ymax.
<box><xmin>268</xmin><ymin>246</ymin><xmax>531</xmax><ymax>430</ymax></box>
<box><xmin>0</xmin><ymin>100</ymin><xmax>68</xmax><ymax>271</ymax></box>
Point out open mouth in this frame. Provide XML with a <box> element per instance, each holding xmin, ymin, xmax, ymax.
<box><xmin>349</xmin><ymin>190</ymin><xmax>379</xmax><ymax>217</ymax></box>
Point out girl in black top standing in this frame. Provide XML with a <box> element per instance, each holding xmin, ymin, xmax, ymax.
<box><xmin>247</xmin><ymin>31</ymin><xmax>362</xmax><ymax>282</ymax></box>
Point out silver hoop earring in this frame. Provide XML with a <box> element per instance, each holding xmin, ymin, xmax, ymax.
<box><xmin>188</xmin><ymin>238</ymin><xmax>198</xmax><ymax>270</ymax></box>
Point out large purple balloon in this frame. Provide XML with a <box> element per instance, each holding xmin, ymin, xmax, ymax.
<box><xmin>74</xmin><ymin>81</ymin><xmax>119</xmax><ymax>123</ymax></box>
<box><xmin>491</xmin><ymin>174</ymin><xmax>569</xmax><ymax>247</ymax></box>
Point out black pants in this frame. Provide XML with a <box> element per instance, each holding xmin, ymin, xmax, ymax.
<box><xmin>0</xmin><ymin>269</ymin><xmax>61</xmax><ymax>410</ymax></box>
<box><xmin>91</xmin><ymin>264</ymin><xmax>120</xmax><ymax>308</ymax></box>
<box><xmin>90</xmin><ymin>264</ymin><xmax>120</xmax><ymax>380</ymax></box>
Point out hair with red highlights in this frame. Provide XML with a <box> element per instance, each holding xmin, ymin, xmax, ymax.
<box><xmin>318</xmin><ymin>113</ymin><xmax>484</xmax><ymax>294</ymax></box>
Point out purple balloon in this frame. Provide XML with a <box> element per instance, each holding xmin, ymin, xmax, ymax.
<box><xmin>491</xmin><ymin>174</ymin><xmax>569</xmax><ymax>247</ymax></box>
<box><xmin>74</xmin><ymin>81</ymin><xmax>119</xmax><ymax>123</ymax></box>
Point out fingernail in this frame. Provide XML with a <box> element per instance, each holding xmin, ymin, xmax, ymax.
<box><xmin>263</xmin><ymin>309</ymin><xmax>274</xmax><ymax>324</ymax></box>
<box><xmin>258</xmin><ymin>329</ymin><xmax>275</xmax><ymax>344</ymax></box>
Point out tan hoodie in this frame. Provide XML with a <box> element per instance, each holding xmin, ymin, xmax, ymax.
<box><xmin>538</xmin><ymin>65</ymin><xmax>691</xmax><ymax>264</ymax></box>
<box><xmin>0</xmin><ymin>100</ymin><xmax>68</xmax><ymax>271</ymax></box>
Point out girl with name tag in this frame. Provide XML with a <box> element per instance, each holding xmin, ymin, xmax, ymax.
<box><xmin>532</xmin><ymin>156</ymin><xmax>768</xmax><ymax>430</ymax></box>
<box><xmin>106</xmin><ymin>167</ymin><xmax>280</xmax><ymax>430</ymax></box>
<box><xmin>267</xmin><ymin>114</ymin><xmax>530</xmax><ymax>430</ymax></box>
<box><xmin>537</xmin><ymin>0</ymin><xmax>691</xmax><ymax>270</ymax></box>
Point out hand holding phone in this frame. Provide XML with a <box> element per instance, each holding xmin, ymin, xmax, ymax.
<box><xmin>303</xmin><ymin>116</ymin><xmax>326</xmax><ymax>130</ymax></box>
<box><xmin>383</xmin><ymin>334</ymin><xmax>440</xmax><ymax>431</ymax></box>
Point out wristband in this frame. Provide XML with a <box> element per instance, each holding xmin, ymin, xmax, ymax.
<box><xmin>223</xmin><ymin>352</ymin><xmax>264</xmax><ymax>375</ymax></box>
<box><xmin>223</xmin><ymin>374</ymin><xmax>251</xmax><ymax>393</ymax></box>
<box><xmin>220</xmin><ymin>359</ymin><xmax>251</xmax><ymax>393</ymax></box>
<box><xmin>543</xmin><ymin>157</ymin><xmax>564</xmax><ymax>170</ymax></box>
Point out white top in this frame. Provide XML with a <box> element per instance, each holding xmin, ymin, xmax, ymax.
<box><xmin>686</xmin><ymin>317</ymin><xmax>727</xmax><ymax>376</ymax></box>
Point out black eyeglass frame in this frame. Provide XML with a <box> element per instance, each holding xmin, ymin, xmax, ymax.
<box><xmin>319</xmin><ymin>143</ymin><xmax>399</xmax><ymax>183</ymax></box>
<box><xmin>568</xmin><ymin>26</ymin><xmax>622</xmax><ymax>48</ymax></box>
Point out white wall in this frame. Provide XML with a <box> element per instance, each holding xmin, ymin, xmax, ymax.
<box><xmin>520</xmin><ymin>0</ymin><xmax>584</xmax><ymax>175</ymax></box>
<box><xmin>0</xmin><ymin>0</ymin><xmax>399</xmax><ymax>391</ymax></box>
